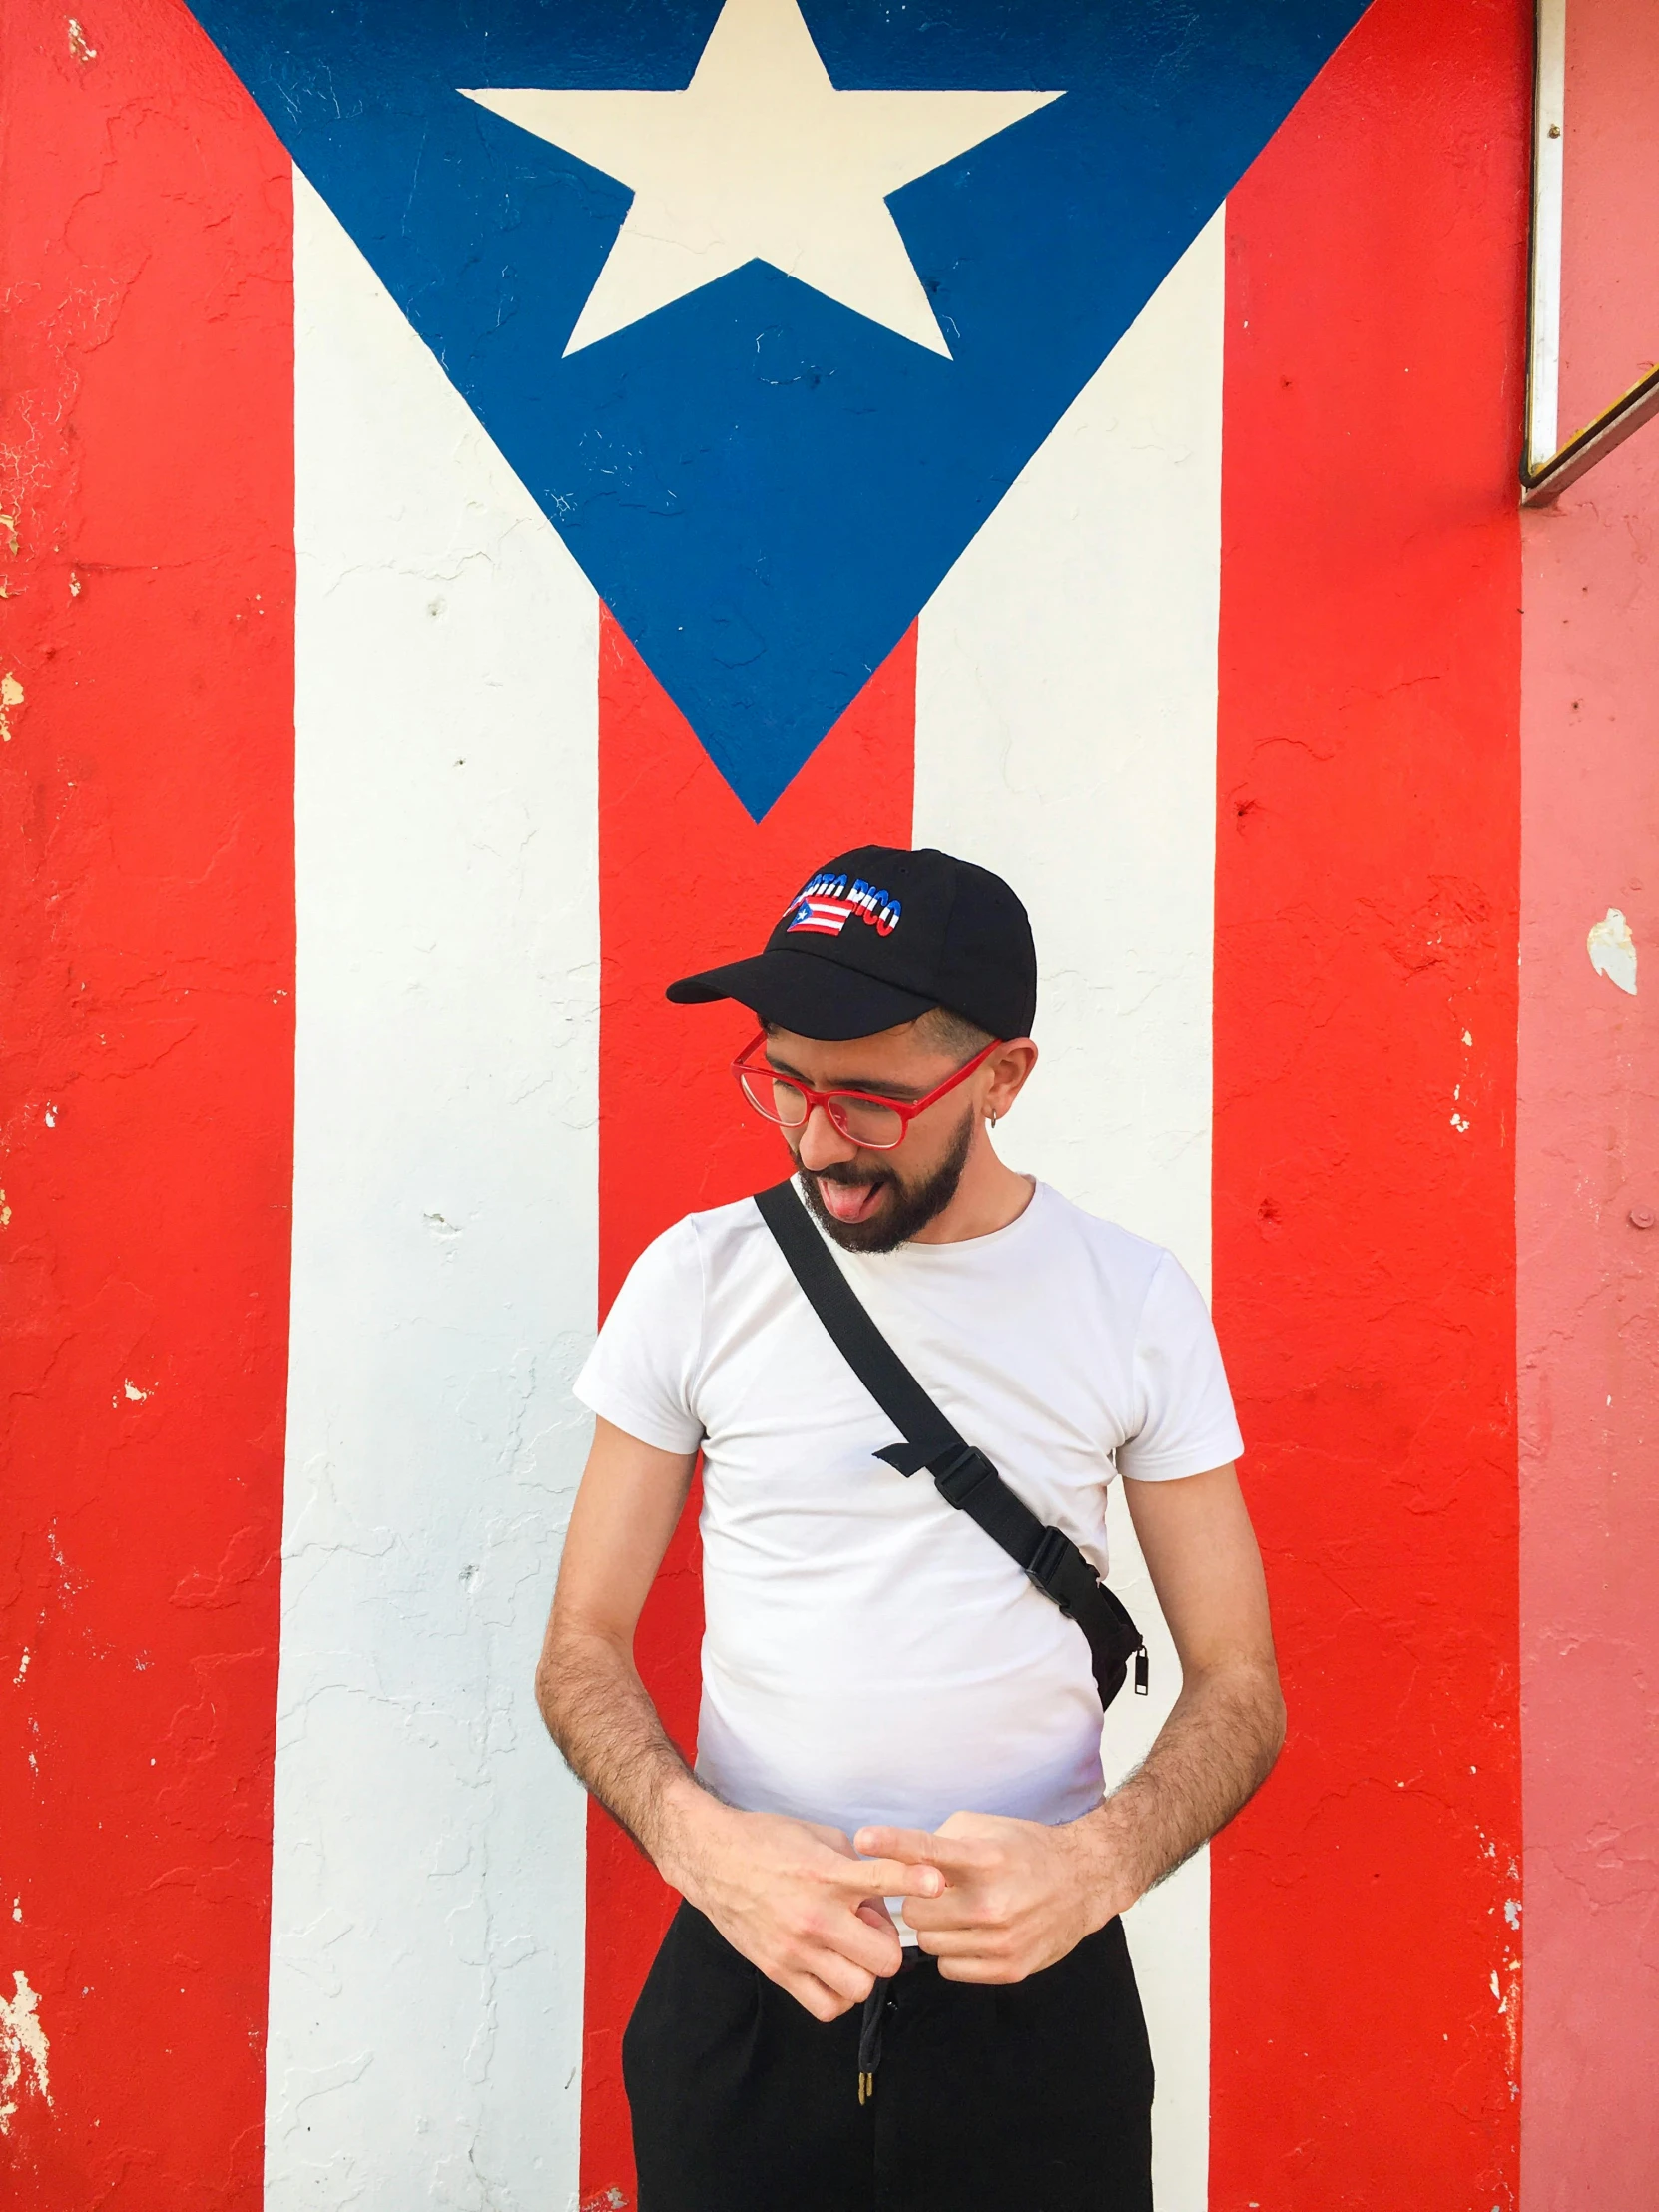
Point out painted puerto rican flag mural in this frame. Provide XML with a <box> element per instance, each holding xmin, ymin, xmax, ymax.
<box><xmin>2</xmin><ymin>0</ymin><xmax>1535</xmax><ymax>2205</ymax></box>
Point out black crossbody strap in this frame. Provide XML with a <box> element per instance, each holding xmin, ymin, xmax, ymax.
<box><xmin>754</xmin><ymin>1179</ymin><xmax>1146</xmax><ymax>1712</ymax></box>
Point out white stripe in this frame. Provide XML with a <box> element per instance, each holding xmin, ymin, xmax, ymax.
<box><xmin>273</xmin><ymin>172</ymin><xmax>596</xmax><ymax>2210</ymax></box>
<box><xmin>914</xmin><ymin>208</ymin><xmax>1227</xmax><ymax>2210</ymax></box>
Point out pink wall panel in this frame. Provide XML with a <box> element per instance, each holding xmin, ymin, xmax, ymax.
<box><xmin>1558</xmin><ymin>0</ymin><xmax>1659</xmax><ymax>445</ymax></box>
<box><xmin>1519</xmin><ymin>402</ymin><xmax>1659</xmax><ymax>2207</ymax></box>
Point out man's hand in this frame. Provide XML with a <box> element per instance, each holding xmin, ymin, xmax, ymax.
<box><xmin>855</xmin><ymin>1811</ymin><xmax>1119</xmax><ymax>1984</ymax></box>
<box><xmin>543</xmin><ymin>1426</ymin><xmax>1283</xmax><ymax>2009</ymax></box>
<box><xmin>538</xmin><ymin>1419</ymin><xmax>943</xmax><ymax>2022</ymax></box>
<box><xmin>661</xmin><ymin>1784</ymin><xmax>941</xmax><ymax>2021</ymax></box>
<box><xmin>858</xmin><ymin>1464</ymin><xmax>1288</xmax><ymax>1987</ymax></box>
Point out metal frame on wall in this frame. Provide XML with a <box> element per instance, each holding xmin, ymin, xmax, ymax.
<box><xmin>1522</xmin><ymin>0</ymin><xmax>1659</xmax><ymax>505</ymax></box>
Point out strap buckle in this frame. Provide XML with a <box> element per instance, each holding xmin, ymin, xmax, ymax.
<box><xmin>928</xmin><ymin>1442</ymin><xmax>996</xmax><ymax>1508</ymax></box>
<box><xmin>1025</xmin><ymin>1525</ymin><xmax>1078</xmax><ymax>1616</ymax></box>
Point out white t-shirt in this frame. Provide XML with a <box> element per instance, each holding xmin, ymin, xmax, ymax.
<box><xmin>574</xmin><ymin>1178</ymin><xmax>1242</xmax><ymax>1842</ymax></box>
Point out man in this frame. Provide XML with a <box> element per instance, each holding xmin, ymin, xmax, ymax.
<box><xmin>541</xmin><ymin>844</ymin><xmax>1284</xmax><ymax>2211</ymax></box>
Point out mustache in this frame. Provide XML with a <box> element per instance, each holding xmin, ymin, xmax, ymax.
<box><xmin>795</xmin><ymin>1105</ymin><xmax>975</xmax><ymax>1254</ymax></box>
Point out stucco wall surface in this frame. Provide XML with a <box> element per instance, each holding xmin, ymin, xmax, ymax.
<box><xmin>1557</xmin><ymin>0</ymin><xmax>1659</xmax><ymax>444</ymax></box>
<box><xmin>1214</xmin><ymin>5</ymin><xmax>1527</xmax><ymax>2198</ymax></box>
<box><xmin>1519</xmin><ymin>10</ymin><xmax>1659</xmax><ymax>2196</ymax></box>
<box><xmin>1519</xmin><ymin>403</ymin><xmax>1659</xmax><ymax>2212</ymax></box>
<box><xmin>2</xmin><ymin>1</ymin><xmax>1655</xmax><ymax>2209</ymax></box>
<box><xmin>1</xmin><ymin>8</ymin><xmax>294</xmax><ymax>2201</ymax></box>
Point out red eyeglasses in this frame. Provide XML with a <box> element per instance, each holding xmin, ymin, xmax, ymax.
<box><xmin>732</xmin><ymin>1030</ymin><xmax>1002</xmax><ymax>1151</ymax></box>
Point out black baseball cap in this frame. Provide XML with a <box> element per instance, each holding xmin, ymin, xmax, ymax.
<box><xmin>665</xmin><ymin>845</ymin><xmax>1037</xmax><ymax>1042</ymax></box>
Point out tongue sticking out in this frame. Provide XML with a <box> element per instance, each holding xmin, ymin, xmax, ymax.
<box><xmin>817</xmin><ymin>1177</ymin><xmax>884</xmax><ymax>1226</ymax></box>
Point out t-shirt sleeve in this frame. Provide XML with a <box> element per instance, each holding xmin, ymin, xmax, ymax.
<box><xmin>1115</xmin><ymin>1250</ymin><xmax>1244</xmax><ymax>1481</ymax></box>
<box><xmin>573</xmin><ymin>1219</ymin><xmax>707</xmax><ymax>1456</ymax></box>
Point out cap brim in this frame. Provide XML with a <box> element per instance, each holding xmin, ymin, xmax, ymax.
<box><xmin>665</xmin><ymin>947</ymin><xmax>937</xmax><ymax>1041</ymax></box>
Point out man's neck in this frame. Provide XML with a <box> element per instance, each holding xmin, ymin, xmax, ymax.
<box><xmin>908</xmin><ymin>1137</ymin><xmax>1035</xmax><ymax>1246</ymax></box>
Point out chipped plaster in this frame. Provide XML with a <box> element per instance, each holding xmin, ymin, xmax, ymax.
<box><xmin>0</xmin><ymin>1972</ymin><xmax>53</xmax><ymax>2136</ymax></box>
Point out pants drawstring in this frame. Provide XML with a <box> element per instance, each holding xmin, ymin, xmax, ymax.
<box><xmin>857</xmin><ymin>1975</ymin><xmax>892</xmax><ymax>2105</ymax></box>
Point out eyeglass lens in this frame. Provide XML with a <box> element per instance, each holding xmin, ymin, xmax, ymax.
<box><xmin>738</xmin><ymin>1069</ymin><xmax>904</xmax><ymax>1148</ymax></box>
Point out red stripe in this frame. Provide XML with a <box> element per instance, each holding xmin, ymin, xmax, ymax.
<box><xmin>1212</xmin><ymin>0</ymin><xmax>1525</xmax><ymax>2201</ymax></box>
<box><xmin>0</xmin><ymin>2</ymin><xmax>293</xmax><ymax>2203</ymax></box>
<box><xmin>585</xmin><ymin>613</ymin><xmax>915</xmax><ymax>2203</ymax></box>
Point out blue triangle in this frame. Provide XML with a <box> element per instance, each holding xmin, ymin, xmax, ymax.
<box><xmin>192</xmin><ymin>0</ymin><xmax>1369</xmax><ymax>816</ymax></box>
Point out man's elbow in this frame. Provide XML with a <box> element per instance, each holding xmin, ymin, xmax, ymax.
<box><xmin>533</xmin><ymin>1610</ymin><xmax>583</xmax><ymax>1743</ymax></box>
<box><xmin>1263</xmin><ymin>1673</ymin><xmax>1287</xmax><ymax>1767</ymax></box>
<box><xmin>1248</xmin><ymin>1659</ymin><xmax>1287</xmax><ymax>1784</ymax></box>
<box><xmin>1196</xmin><ymin>1650</ymin><xmax>1286</xmax><ymax>1785</ymax></box>
<box><xmin>533</xmin><ymin>1611</ymin><xmax>627</xmax><ymax>1744</ymax></box>
<box><xmin>534</xmin><ymin>1646</ymin><xmax>563</xmax><ymax>1740</ymax></box>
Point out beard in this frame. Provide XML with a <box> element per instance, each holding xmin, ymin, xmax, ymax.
<box><xmin>795</xmin><ymin>1106</ymin><xmax>976</xmax><ymax>1255</ymax></box>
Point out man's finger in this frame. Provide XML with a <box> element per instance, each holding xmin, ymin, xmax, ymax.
<box><xmin>892</xmin><ymin>1888</ymin><xmax>979</xmax><ymax>1934</ymax></box>
<box><xmin>854</xmin><ymin>1825</ymin><xmax>993</xmax><ymax>1877</ymax></box>
<box><xmin>820</xmin><ymin>1852</ymin><xmax>942</xmax><ymax>1901</ymax></box>
<box><xmin>816</xmin><ymin>1913</ymin><xmax>903</xmax><ymax>1983</ymax></box>
<box><xmin>911</xmin><ymin>1924</ymin><xmax>1005</xmax><ymax>1957</ymax></box>
<box><xmin>934</xmin><ymin>1953</ymin><xmax>1025</xmax><ymax>1986</ymax></box>
<box><xmin>781</xmin><ymin>1969</ymin><xmax>859</xmax><ymax>2022</ymax></box>
<box><xmin>802</xmin><ymin>1821</ymin><xmax>859</xmax><ymax>1855</ymax></box>
<box><xmin>852</xmin><ymin>1824</ymin><xmax>936</xmax><ymax>1864</ymax></box>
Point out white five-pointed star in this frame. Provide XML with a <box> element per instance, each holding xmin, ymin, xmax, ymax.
<box><xmin>461</xmin><ymin>0</ymin><xmax>1061</xmax><ymax>358</ymax></box>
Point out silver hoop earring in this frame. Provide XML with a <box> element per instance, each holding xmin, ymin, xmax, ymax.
<box><xmin>988</xmin><ymin>1111</ymin><xmax>999</xmax><ymax>1128</ymax></box>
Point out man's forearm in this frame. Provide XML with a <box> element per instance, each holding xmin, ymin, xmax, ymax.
<box><xmin>539</xmin><ymin>1622</ymin><xmax>930</xmax><ymax>2020</ymax></box>
<box><xmin>536</xmin><ymin>1624</ymin><xmax>713</xmax><ymax>1869</ymax></box>
<box><xmin>1077</xmin><ymin>1659</ymin><xmax>1285</xmax><ymax>1913</ymax></box>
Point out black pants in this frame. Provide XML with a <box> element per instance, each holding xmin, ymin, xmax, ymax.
<box><xmin>623</xmin><ymin>1902</ymin><xmax>1154</xmax><ymax>2212</ymax></box>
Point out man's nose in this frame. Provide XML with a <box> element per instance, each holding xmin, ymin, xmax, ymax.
<box><xmin>795</xmin><ymin>1102</ymin><xmax>858</xmax><ymax>1171</ymax></box>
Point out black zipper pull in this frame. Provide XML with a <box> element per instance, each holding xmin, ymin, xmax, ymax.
<box><xmin>1134</xmin><ymin>1643</ymin><xmax>1149</xmax><ymax>1696</ymax></box>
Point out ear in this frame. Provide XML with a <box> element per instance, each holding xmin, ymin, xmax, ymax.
<box><xmin>984</xmin><ymin>1039</ymin><xmax>1038</xmax><ymax>1119</ymax></box>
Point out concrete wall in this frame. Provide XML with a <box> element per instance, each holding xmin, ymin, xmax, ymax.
<box><xmin>2</xmin><ymin>2</ymin><xmax>1656</xmax><ymax>2208</ymax></box>
<box><xmin>1520</xmin><ymin>419</ymin><xmax>1659</xmax><ymax>2212</ymax></box>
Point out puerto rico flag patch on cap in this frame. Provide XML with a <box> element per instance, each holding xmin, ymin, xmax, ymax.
<box><xmin>786</xmin><ymin>872</ymin><xmax>903</xmax><ymax>937</ymax></box>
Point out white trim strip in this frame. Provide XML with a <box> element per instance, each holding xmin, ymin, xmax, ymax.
<box><xmin>1528</xmin><ymin>0</ymin><xmax>1568</xmax><ymax>468</ymax></box>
